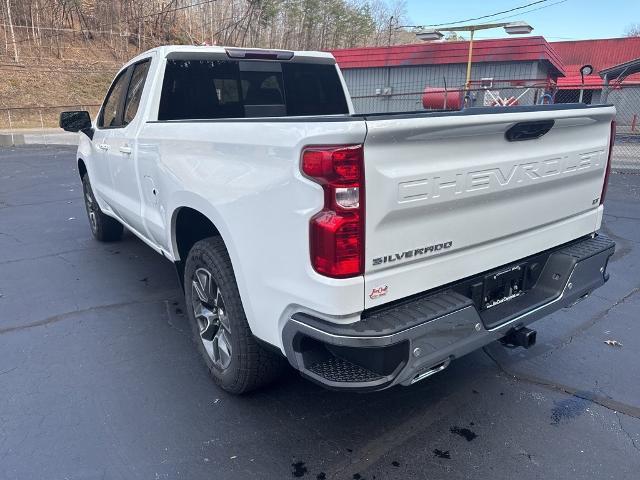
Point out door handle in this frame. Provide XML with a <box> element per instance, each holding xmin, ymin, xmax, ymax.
<box><xmin>98</xmin><ymin>143</ymin><xmax>110</xmax><ymax>151</ymax></box>
<box><xmin>505</xmin><ymin>120</ymin><xmax>555</xmax><ymax>141</ymax></box>
<box><xmin>119</xmin><ymin>145</ymin><xmax>132</xmax><ymax>155</ymax></box>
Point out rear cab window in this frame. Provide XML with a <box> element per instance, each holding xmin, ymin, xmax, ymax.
<box><xmin>158</xmin><ymin>57</ymin><xmax>348</xmax><ymax>120</ymax></box>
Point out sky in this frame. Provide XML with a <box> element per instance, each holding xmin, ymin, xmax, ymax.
<box><xmin>404</xmin><ymin>0</ymin><xmax>640</xmax><ymax>41</ymax></box>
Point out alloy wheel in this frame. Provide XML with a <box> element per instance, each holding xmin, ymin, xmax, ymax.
<box><xmin>191</xmin><ymin>267</ymin><xmax>232</xmax><ymax>370</ymax></box>
<box><xmin>83</xmin><ymin>181</ymin><xmax>98</xmax><ymax>234</ymax></box>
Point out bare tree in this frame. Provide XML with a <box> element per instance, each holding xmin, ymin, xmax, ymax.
<box><xmin>0</xmin><ymin>0</ymin><xmax>420</xmax><ymax>66</ymax></box>
<box><xmin>625</xmin><ymin>23</ymin><xmax>640</xmax><ymax>37</ymax></box>
<box><xmin>4</xmin><ymin>0</ymin><xmax>18</xmax><ymax>61</ymax></box>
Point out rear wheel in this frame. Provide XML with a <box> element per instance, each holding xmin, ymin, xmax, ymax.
<box><xmin>81</xmin><ymin>175</ymin><xmax>123</xmax><ymax>242</ymax></box>
<box><xmin>184</xmin><ymin>236</ymin><xmax>285</xmax><ymax>394</ymax></box>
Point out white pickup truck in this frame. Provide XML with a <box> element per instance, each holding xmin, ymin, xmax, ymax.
<box><xmin>60</xmin><ymin>46</ymin><xmax>616</xmax><ymax>394</ymax></box>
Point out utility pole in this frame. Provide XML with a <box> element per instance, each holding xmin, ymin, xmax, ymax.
<box><xmin>5</xmin><ymin>0</ymin><xmax>19</xmax><ymax>62</ymax></box>
<box><xmin>209</xmin><ymin>1</ymin><xmax>214</xmax><ymax>44</ymax></box>
<box><xmin>35</xmin><ymin>0</ymin><xmax>41</xmax><ymax>47</ymax></box>
<box><xmin>2</xmin><ymin>5</ymin><xmax>8</xmax><ymax>55</ymax></box>
<box><xmin>385</xmin><ymin>16</ymin><xmax>396</xmax><ymax>113</ymax></box>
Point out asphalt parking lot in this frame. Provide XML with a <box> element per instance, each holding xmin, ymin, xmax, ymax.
<box><xmin>1</xmin><ymin>144</ymin><xmax>639</xmax><ymax>480</ymax></box>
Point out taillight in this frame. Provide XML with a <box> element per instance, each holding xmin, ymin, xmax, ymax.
<box><xmin>601</xmin><ymin>120</ymin><xmax>616</xmax><ymax>205</ymax></box>
<box><xmin>302</xmin><ymin>145</ymin><xmax>364</xmax><ymax>278</ymax></box>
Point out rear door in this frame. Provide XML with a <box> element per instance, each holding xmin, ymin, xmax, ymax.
<box><xmin>362</xmin><ymin>105</ymin><xmax>615</xmax><ymax>308</ymax></box>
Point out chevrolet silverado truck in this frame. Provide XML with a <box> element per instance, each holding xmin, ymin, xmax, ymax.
<box><xmin>60</xmin><ymin>46</ymin><xmax>616</xmax><ymax>394</ymax></box>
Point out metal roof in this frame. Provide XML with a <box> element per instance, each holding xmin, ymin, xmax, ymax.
<box><xmin>330</xmin><ymin>36</ymin><xmax>565</xmax><ymax>76</ymax></box>
<box><xmin>599</xmin><ymin>57</ymin><xmax>640</xmax><ymax>81</ymax></box>
<box><xmin>551</xmin><ymin>37</ymin><xmax>640</xmax><ymax>85</ymax></box>
<box><xmin>556</xmin><ymin>72</ymin><xmax>605</xmax><ymax>89</ymax></box>
<box><xmin>550</xmin><ymin>37</ymin><xmax>640</xmax><ymax>75</ymax></box>
<box><xmin>330</xmin><ymin>36</ymin><xmax>640</xmax><ymax>86</ymax></box>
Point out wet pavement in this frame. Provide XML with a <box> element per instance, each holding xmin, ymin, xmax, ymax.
<box><xmin>1</xmin><ymin>145</ymin><xmax>639</xmax><ymax>479</ymax></box>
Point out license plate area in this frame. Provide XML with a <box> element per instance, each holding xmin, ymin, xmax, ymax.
<box><xmin>481</xmin><ymin>264</ymin><xmax>526</xmax><ymax>310</ymax></box>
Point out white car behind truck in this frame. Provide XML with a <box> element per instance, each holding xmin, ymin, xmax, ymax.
<box><xmin>60</xmin><ymin>45</ymin><xmax>616</xmax><ymax>393</ymax></box>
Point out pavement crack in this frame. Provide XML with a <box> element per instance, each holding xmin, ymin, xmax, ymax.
<box><xmin>0</xmin><ymin>197</ymin><xmax>80</xmax><ymax>210</ymax></box>
<box><xmin>615</xmin><ymin>411</ymin><xmax>640</xmax><ymax>452</ymax></box>
<box><xmin>0</xmin><ymin>366</ymin><xmax>18</xmax><ymax>376</ymax></box>
<box><xmin>0</xmin><ymin>231</ymin><xmax>24</xmax><ymax>244</ymax></box>
<box><xmin>554</xmin><ymin>286</ymin><xmax>640</xmax><ymax>351</ymax></box>
<box><xmin>513</xmin><ymin>285</ymin><xmax>640</xmax><ymax>359</ymax></box>
<box><xmin>483</xmin><ymin>347</ymin><xmax>640</xmax><ymax>420</ymax></box>
<box><xmin>0</xmin><ymin>295</ymin><xmax>176</xmax><ymax>335</ymax></box>
<box><xmin>0</xmin><ymin>247</ymin><xmax>95</xmax><ymax>266</ymax></box>
<box><xmin>55</xmin><ymin>253</ymin><xmax>76</xmax><ymax>266</ymax></box>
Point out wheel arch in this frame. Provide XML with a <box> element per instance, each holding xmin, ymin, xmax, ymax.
<box><xmin>169</xmin><ymin>196</ymin><xmax>240</xmax><ymax>282</ymax></box>
<box><xmin>172</xmin><ymin>206</ymin><xmax>223</xmax><ymax>264</ymax></box>
<box><xmin>170</xmin><ymin>201</ymin><xmax>259</xmax><ymax>328</ymax></box>
<box><xmin>77</xmin><ymin>158</ymin><xmax>87</xmax><ymax>179</ymax></box>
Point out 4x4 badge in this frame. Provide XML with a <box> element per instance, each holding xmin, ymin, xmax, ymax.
<box><xmin>369</xmin><ymin>285</ymin><xmax>388</xmax><ymax>300</ymax></box>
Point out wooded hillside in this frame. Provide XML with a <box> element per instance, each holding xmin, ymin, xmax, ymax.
<box><xmin>0</xmin><ymin>0</ymin><xmax>416</xmax><ymax>110</ymax></box>
<box><xmin>1</xmin><ymin>0</ymin><xmax>412</xmax><ymax>60</ymax></box>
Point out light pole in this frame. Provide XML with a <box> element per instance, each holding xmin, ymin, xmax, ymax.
<box><xmin>416</xmin><ymin>22</ymin><xmax>533</xmax><ymax>97</ymax></box>
<box><xmin>578</xmin><ymin>64</ymin><xmax>594</xmax><ymax>103</ymax></box>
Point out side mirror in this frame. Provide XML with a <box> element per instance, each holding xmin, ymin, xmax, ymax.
<box><xmin>59</xmin><ymin>110</ymin><xmax>92</xmax><ymax>133</ymax></box>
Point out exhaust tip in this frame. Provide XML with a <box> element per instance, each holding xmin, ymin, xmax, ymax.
<box><xmin>410</xmin><ymin>358</ymin><xmax>450</xmax><ymax>384</ymax></box>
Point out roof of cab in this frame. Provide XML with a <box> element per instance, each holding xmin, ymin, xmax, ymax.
<box><xmin>118</xmin><ymin>45</ymin><xmax>337</xmax><ymax>73</ymax></box>
<box><xmin>158</xmin><ymin>45</ymin><xmax>335</xmax><ymax>61</ymax></box>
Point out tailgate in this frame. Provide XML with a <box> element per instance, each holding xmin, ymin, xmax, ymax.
<box><xmin>362</xmin><ymin>105</ymin><xmax>615</xmax><ymax>308</ymax></box>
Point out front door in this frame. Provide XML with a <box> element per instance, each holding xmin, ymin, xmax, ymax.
<box><xmin>89</xmin><ymin>128</ymin><xmax>111</xmax><ymax>208</ymax></box>
<box><xmin>104</xmin><ymin>59</ymin><xmax>151</xmax><ymax>235</ymax></box>
<box><xmin>92</xmin><ymin>68</ymin><xmax>131</xmax><ymax>210</ymax></box>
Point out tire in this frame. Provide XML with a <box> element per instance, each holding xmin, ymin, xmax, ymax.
<box><xmin>184</xmin><ymin>236</ymin><xmax>285</xmax><ymax>394</ymax></box>
<box><xmin>81</xmin><ymin>174</ymin><xmax>124</xmax><ymax>242</ymax></box>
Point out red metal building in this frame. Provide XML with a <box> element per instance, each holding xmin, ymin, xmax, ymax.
<box><xmin>330</xmin><ymin>36</ymin><xmax>640</xmax><ymax>114</ymax></box>
<box><xmin>331</xmin><ymin>36</ymin><xmax>640</xmax><ymax>85</ymax></box>
<box><xmin>552</xmin><ymin>37</ymin><xmax>640</xmax><ymax>87</ymax></box>
<box><xmin>332</xmin><ymin>36</ymin><xmax>565</xmax><ymax>75</ymax></box>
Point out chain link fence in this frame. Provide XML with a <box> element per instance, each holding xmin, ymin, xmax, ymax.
<box><xmin>0</xmin><ymin>104</ymin><xmax>101</xmax><ymax>145</ymax></box>
<box><xmin>348</xmin><ymin>78</ymin><xmax>639</xmax><ymax>174</ymax></box>
<box><xmin>602</xmin><ymin>84</ymin><xmax>640</xmax><ymax>173</ymax></box>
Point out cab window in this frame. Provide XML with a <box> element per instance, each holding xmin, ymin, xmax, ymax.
<box><xmin>98</xmin><ymin>69</ymin><xmax>130</xmax><ymax>128</ymax></box>
<box><xmin>158</xmin><ymin>59</ymin><xmax>348</xmax><ymax>120</ymax></box>
<box><xmin>123</xmin><ymin>60</ymin><xmax>151</xmax><ymax>126</ymax></box>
